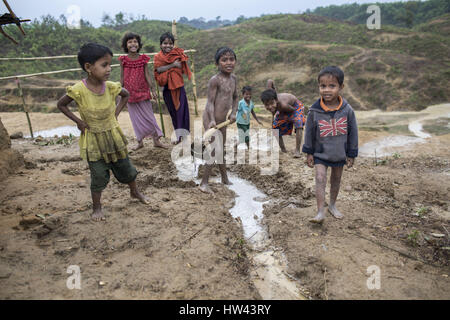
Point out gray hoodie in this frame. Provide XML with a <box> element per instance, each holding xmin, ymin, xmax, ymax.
<box><xmin>302</xmin><ymin>98</ymin><xmax>358</xmax><ymax>162</ymax></box>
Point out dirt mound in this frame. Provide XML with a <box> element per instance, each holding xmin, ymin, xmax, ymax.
<box><xmin>0</xmin><ymin>118</ymin><xmax>23</xmax><ymax>181</ymax></box>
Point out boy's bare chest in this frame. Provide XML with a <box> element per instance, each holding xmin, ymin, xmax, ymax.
<box><xmin>216</xmin><ymin>77</ymin><xmax>235</xmax><ymax>96</ymax></box>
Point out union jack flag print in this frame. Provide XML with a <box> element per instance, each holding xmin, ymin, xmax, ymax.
<box><xmin>319</xmin><ymin>116</ymin><xmax>347</xmax><ymax>137</ymax></box>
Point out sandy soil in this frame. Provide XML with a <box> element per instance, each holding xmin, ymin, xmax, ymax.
<box><xmin>0</xmin><ymin>101</ymin><xmax>449</xmax><ymax>300</ymax></box>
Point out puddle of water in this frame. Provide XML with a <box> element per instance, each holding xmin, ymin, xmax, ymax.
<box><xmin>251</xmin><ymin>249</ymin><xmax>303</xmax><ymax>300</ymax></box>
<box><xmin>359</xmin><ymin>135</ymin><xmax>425</xmax><ymax>157</ymax></box>
<box><xmin>227</xmin><ymin>175</ymin><xmax>268</xmax><ymax>245</ymax></box>
<box><xmin>359</xmin><ymin>103</ymin><xmax>450</xmax><ymax>157</ymax></box>
<box><xmin>408</xmin><ymin>121</ymin><xmax>431</xmax><ymax>139</ymax></box>
<box><xmin>173</xmin><ymin>156</ymin><xmax>203</xmax><ymax>182</ymax></box>
<box><xmin>226</xmin><ymin>174</ymin><xmax>306</xmax><ymax>300</ymax></box>
<box><xmin>25</xmin><ymin>126</ymin><xmax>80</xmax><ymax>138</ymax></box>
<box><xmin>173</xmin><ymin>156</ymin><xmax>306</xmax><ymax>299</ymax></box>
<box><xmin>174</xmin><ymin>157</ymin><xmax>306</xmax><ymax>299</ymax></box>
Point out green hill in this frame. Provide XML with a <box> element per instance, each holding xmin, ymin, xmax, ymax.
<box><xmin>310</xmin><ymin>0</ymin><xmax>450</xmax><ymax>28</ymax></box>
<box><xmin>0</xmin><ymin>12</ymin><xmax>449</xmax><ymax>112</ymax></box>
<box><xmin>179</xmin><ymin>13</ymin><xmax>450</xmax><ymax>111</ymax></box>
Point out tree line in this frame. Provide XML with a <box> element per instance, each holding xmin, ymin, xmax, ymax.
<box><xmin>308</xmin><ymin>0</ymin><xmax>450</xmax><ymax>28</ymax></box>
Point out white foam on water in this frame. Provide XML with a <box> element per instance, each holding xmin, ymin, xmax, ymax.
<box><xmin>408</xmin><ymin>121</ymin><xmax>431</xmax><ymax>139</ymax></box>
<box><xmin>173</xmin><ymin>156</ymin><xmax>204</xmax><ymax>181</ymax></box>
<box><xmin>26</xmin><ymin>126</ymin><xmax>80</xmax><ymax>138</ymax></box>
<box><xmin>226</xmin><ymin>174</ymin><xmax>268</xmax><ymax>243</ymax></box>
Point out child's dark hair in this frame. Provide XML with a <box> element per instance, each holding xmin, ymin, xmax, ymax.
<box><xmin>160</xmin><ymin>32</ymin><xmax>175</xmax><ymax>45</ymax></box>
<box><xmin>121</xmin><ymin>32</ymin><xmax>142</xmax><ymax>53</ymax></box>
<box><xmin>318</xmin><ymin>66</ymin><xmax>345</xmax><ymax>86</ymax></box>
<box><xmin>260</xmin><ymin>89</ymin><xmax>277</xmax><ymax>103</ymax></box>
<box><xmin>242</xmin><ymin>86</ymin><xmax>252</xmax><ymax>94</ymax></box>
<box><xmin>77</xmin><ymin>43</ymin><xmax>113</xmax><ymax>71</ymax></box>
<box><xmin>215</xmin><ymin>47</ymin><xmax>236</xmax><ymax>64</ymax></box>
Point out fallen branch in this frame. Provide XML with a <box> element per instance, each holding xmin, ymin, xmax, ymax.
<box><xmin>323</xmin><ymin>267</ymin><xmax>328</xmax><ymax>300</ymax></box>
<box><xmin>347</xmin><ymin>231</ymin><xmax>442</xmax><ymax>268</ymax></box>
<box><xmin>172</xmin><ymin>229</ymin><xmax>202</xmax><ymax>252</ymax></box>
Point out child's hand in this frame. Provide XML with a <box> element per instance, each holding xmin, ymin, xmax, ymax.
<box><xmin>77</xmin><ymin>121</ymin><xmax>89</xmax><ymax>134</ymax></box>
<box><xmin>208</xmin><ymin>121</ymin><xmax>216</xmax><ymax>129</ymax></box>
<box><xmin>306</xmin><ymin>154</ymin><xmax>314</xmax><ymax>168</ymax></box>
<box><xmin>347</xmin><ymin>158</ymin><xmax>355</xmax><ymax>168</ymax></box>
<box><xmin>150</xmin><ymin>89</ymin><xmax>157</xmax><ymax>100</ymax></box>
<box><xmin>173</xmin><ymin>59</ymin><xmax>182</xmax><ymax>69</ymax></box>
<box><xmin>228</xmin><ymin>113</ymin><xmax>236</xmax><ymax>124</ymax></box>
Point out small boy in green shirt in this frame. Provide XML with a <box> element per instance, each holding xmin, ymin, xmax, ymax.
<box><xmin>236</xmin><ymin>86</ymin><xmax>262</xmax><ymax>148</ymax></box>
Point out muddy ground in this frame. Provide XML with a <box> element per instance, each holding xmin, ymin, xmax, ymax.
<box><xmin>0</xmin><ymin>101</ymin><xmax>449</xmax><ymax>300</ymax></box>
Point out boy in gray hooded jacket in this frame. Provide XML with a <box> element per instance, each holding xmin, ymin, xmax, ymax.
<box><xmin>302</xmin><ymin>66</ymin><xmax>358</xmax><ymax>224</ymax></box>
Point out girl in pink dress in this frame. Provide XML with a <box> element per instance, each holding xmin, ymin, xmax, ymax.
<box><xmin>119</xmin><ymin>32</ymin><xmax>167</xmax><ymax>150</ymax></box>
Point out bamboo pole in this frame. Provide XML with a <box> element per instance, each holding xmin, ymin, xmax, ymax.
<box><xmin>189</xmin><ymin>52</ymin><xmax>199</xmax><ymax>116</ymax></box>
<box><xmin>172</xmin><ymin>20</ymin><xmax>178</xmax><ymax>47</ymax></box>
<box><xmin>15</xmin><ymin>77</ymin><xmax>34</xmax><ymax>138</ymax></box>
<box><xmin>0</xmin><ymin>51</ymin><xmax>196</xmax><ymax>81</ymax></box>
<box><xmin>0</xmin><ymin>50</ymin><xmax>196</xmax><ymax>61</ymax></box>
<box><xmin>155</xmin><ymin>85</ymin><xmax>165</xmax><ymax>137</ymax></box>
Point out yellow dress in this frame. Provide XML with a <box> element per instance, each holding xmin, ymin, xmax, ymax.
<box><xmin>66</xmin><ymin>80</ymin><xmax>128</xmax><ymax>163</ymax></box>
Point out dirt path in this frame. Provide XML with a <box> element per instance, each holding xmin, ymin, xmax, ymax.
<box><xmin>342</xmin><ymin>48</ymin><xmax>370</xmax><ymax>110</ymax></box>
<box><xmin>0</xmin><ymin>105</ymin><xmax>449</xmax><ymax>299</ymax></box>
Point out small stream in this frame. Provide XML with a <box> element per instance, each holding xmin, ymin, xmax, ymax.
<box><xmin>25</xmin><ymin>125</ymin><xmax>80</xmax><ymax>138</ymax></box>
<box><xmin>174</xmin><ymin>155</ymin><xmax>307</xmax><ymax>300</ymax></box>
<box><xmin>359</xmin><ymin>103</ymin><xmax>450</xmax><ymax>157</ymax></box>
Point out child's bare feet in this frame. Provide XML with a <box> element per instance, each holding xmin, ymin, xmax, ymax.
<box><xmin>133</xmin><ymin>141</ymin><xmax>144</xmax><ymax>151</ymax></box>
<box><xmin>91</xmin><ymin>209</ymin><xmax>106</xmax><ymax>221</ymax></box>
<box><xmin>199</xmin><ymin>184</ymin><xmax>213</xmax><ymax>194</ymax></box>
<box><xmin>309</xmin><ymin>211</ymin><xmax>325</xmax><ymax>224</ymax></box>
<box><xmin>131</xmin><ymin>190</ymin><xmax>149</xmax><ymax>204</ymax></box>
<box><xmin>328</xmin><ymin>204</ymin><xmax>344</xmax><ymax>219</ymax></box>
<box><xmin>222</xmin><ymin>178</ymin><xmax>233</xmax><ymax>186</ymax></box>
<box><xmin>153</xmin><ymin>138</ymin><xmax>168</xmax><ymax>149</ymax></box>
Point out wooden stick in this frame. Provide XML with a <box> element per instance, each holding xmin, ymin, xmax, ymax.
<box><xmin>16</xmin><ymin>77</ymin><xmax>33</xmax><ymax>138</ymax></box>
<box><xmin>155</xmin><ymin>85</ymin><xmax>165</xmax><ymax>137</ymax></box>
<box><xmin>0</xmin><ymin>51</ymin><xmax>197</xmax><ymax>80</ymax></box>
<box><xmin>190</xmin><ymin>52</ymin><xmax>199</xmax><ymax>116</ymax></box>
<box><xmin>172</xmin><ymin>20</ymin><xmax>178</xmax><ymax>48</ymax></box>
<box><xmin>323</xmin><ymin>267</ymin><xmax>328</xmax><ymax>300</ymax></box>
<box><xmin>172</xmin><ymin>229</ymin><xmax>201</xmax><ymax>251</ymax></box>
<box><xmin>346</xmin><ymin>230</ymin><xmax>442</xmax><ymax>268</ymax></box>
<box><xmin>0</xmin><ymin>25</ymin><xmax>18</xmax><ymax>44</ymax></box>
<box><xmin>3</xmin><ymin>0</ymin><xmax>16</xmax><ymax>17</ymax></box>
<box><xmin>0</xmin><ymin>64</ymin><xmax>118</xmax><ymax>81</ymax></box>
<box><xmin>0</xmin><ymin>50</ymin><xmax>196</xmax><ymax>61</ymax></box>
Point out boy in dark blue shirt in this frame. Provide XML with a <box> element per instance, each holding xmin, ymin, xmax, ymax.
<box><xmin>302</xmin><ymin>66</ymin><xmax>358</xmax><ymax>224</ymax></box>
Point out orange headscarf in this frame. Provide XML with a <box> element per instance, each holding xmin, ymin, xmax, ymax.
<box><xmin>153</xmin><ymin>47</ymin><xmax>192</xmax><ymax>110</ymax></box>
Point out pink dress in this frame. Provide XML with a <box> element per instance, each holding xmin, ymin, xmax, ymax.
<box><xmin>118</xmin><ymin>54</ymin><xmax>163</xmax><ymax>141</ymax></box>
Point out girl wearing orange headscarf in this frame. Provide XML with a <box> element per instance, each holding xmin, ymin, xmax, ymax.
<box><xmin>153</xmin><ymin>32</ymin><xmax>192</xmax><ymax>144</ymax></box>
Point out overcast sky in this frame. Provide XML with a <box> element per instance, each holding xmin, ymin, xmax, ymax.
<box><xmin>6</xmin><ymin>0</ymin><xmax>405</xmax><ymax>26</ymax></box>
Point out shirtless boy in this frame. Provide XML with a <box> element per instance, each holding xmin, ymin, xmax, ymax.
<box><xmin>260</xmin><ymin>79</ymin><xmax>306</xmax><ymax>158</ymax></box>
<box><xmin>199</xmin><ymin>47</ymin><xmax>238</xmax><ymax>193</ymax></box>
